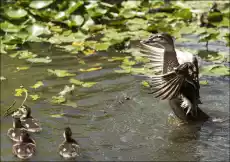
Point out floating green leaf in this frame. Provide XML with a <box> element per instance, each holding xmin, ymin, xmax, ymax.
<box><xmin>141</xmin><ymin>81</ymin><xmax>150</xmax><ymax>88</ymax></box>
<box><xmin>82</xmin><ymin>82</ymin><xmax>97</xmax><ymax>88</ymax></box>
<box><xmin>15</xmin><ymin>87</ymin><xmax>27</xmax><ymax>96</ymax></box>
<box><xmin>5</xmin><ymin>8</ymin><xmax>28</xmax><ymax>19</ymax></box>
<box><xmin>15</xmin><ymin>66</ymin><xmax>30</xmax><ymax>72</ymax></box>
<box><xmin>174</xmin><ymin>8</ymin><xmax>192</xmax><ymax>20</ymax></box>
<box><xmin>50</xmin><ymin>113</ymin><xmax>64</xmax><ymax>118</ymax></box>
<box><xmin>0</xmin><ymin>21</ymin><xmax>22</xmax><ymax>33</ymax></box>
<box><xmin>79</xmin><ymin>67</ymin><xmax>102</xmax><ymax>72</ymax></box>
<box><xmin>54</xmin><ymin>11</ymin><xmax>68</xmax><ymax>21</ymax></box>
<box><xmin>66</xmin><ymin>1</ymin><xmax>84</xmax><ymax>15</ymax></box>
<box><xmin>121</xmin><ymin>1</ymin><xmax>141</xmax><ymax>9</ymax></box>
<box><xmin>69</xmin><ymin>78</ymin><xmax>83</xmax><ymax>85</ymax></box>
<box><xmin>29</xmin><ymin>0</ymin><xmax>53</xmax><ymax>9</ymax></box>
<box><xmin>30</xmin><ymin>81</ymin><xmax>44</xmax><ymax>89</ymax></box>
<box><xmin>48</xmin><ymin>69</ymin><xmax>76</xmax><ymax>77</ymax></box>
<box><xmin>27</xmin><ymin>57</ymin><xmax>52</xmax><ymax>63</ymax></box>
<box><xmin>51</xmin><ymin>96</ymin><xmax>66</xmax><ymax>104</ymax></box>
<box><xmin>81</xmin><ymin>17</ymin><xmax>95</xmax><ymax>31</ymax></box>
<box><xmin>70</xmin><ymin>15</ymin><xmax>84</xmax><ymax>27</ymax></box>
<box><xmin>30</xmin><ymin>94</ymin><xmax>40</xmax><ymax>101</ymax></box>
<box><xmin>69</xmin><ymin>78</ymin><xmax>97</xmax><ymax>88</ymax></box>
<box><xmin>199</xmin><ymin>80</ymin><xmax>209</xmax><ymax>85</ymax></box>
<box><xmin>11</xmin><ymin>50</ymin><xmax>37</xmax><ymax>59</ymax></box>
<box><xmin>27</xmin><ymin>24</ymin><xmax>51</xmax><ymax>37</ymax></box>
<box><xmin>200</xmin><ymin>65</ymin><xmax>229</xmax><ymax>76</ymax></box>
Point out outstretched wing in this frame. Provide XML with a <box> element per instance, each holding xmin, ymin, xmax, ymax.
<box><xmin>140</xmin><ymin>42</ymin><xmax>179</xmax><ymax>74</ymax></box>
<box><xmin>147</xmin><ymin>71</ymin><xmax>185</xmax><ymax>100</ymax></box>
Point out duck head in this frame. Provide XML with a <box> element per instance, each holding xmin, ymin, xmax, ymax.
<box><xmin>12</xmin><ymin>105</ymin><xmax>32</xmax><ymax>119</ymax></box>
<box><xmin>20</xmin><ymin>105</ymin><xmax>32</xmax><ymax>119</ymax></box>
<box><xmin>141</xmin><ymin>33</ymin><xmax>175</xmax><ymax>51</ymax></box>
<box><xmin>63</xmin><ymin>127</ymin><xmax>73</xmax><ymax>142</ymax></box>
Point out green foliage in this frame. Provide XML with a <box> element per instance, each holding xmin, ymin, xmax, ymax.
<box><xmin>48</xmin><ymin>69</ymin><xmax>76</xmax><ymax>77</ymax></box>
<box><xmin>200</xmin><ymin>65</ymin><xmax>230</xmax><ymax>76</ymax></box>
<box><xmin>30</xmin><ymin>81</ymin><xmax>44</xmax><ymax>89</ymax></box>
<box><xmin>51</xmin><ymin>95</ymin><xmax>66</xmax><ymax>104</ymax></box>
<box><xmin>69</xmin><ymin>78</ymin><xmax>97</xmax><ymax>88</ymax></box>
<box><xmin>0</xmin><ymin>0</ymin><xmax>229</xmax><ymax>55</ymax></box>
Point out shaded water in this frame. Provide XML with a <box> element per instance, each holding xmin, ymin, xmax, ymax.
<box><xmin>1</xmin><ymin>41</ymin><xmax>229</xmax><ymax>161</ymax></box>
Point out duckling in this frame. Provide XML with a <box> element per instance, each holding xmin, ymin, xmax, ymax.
<box><xmin>12</xmin><ymin>105</ymin><xmax>42</xmax><ymax>133</ymax></box>
<box><xmin>12</xmin><ymin>130</ymin><xmax>36</xmax><ymax>160</ymax></box>
<box><xmin>140</xmin><ymin>33</ymin><xmax>209</xmax><ymax>122</ymax></box>
<box><xmin>200</xmin><ymin>2</ymin><xmax>223</xmax><ymax>27</ymax></box>
<box><xmin>58</xmin><ymin>127</ymin><xmax>80</xmax><ymax>159</ymax></box>
<box><xmin>7</xmin><ymin>117</ymin><xmax>27</xmax><ymax>142</ymax></box>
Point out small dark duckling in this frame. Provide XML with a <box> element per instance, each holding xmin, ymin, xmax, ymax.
<box><xmin>7</xmin><ymin>117</ymin><xmax>27</xmax><ymax>142</ymax></box>
<box><xmin>12</xmin><ymin>130</ymin><xmax>36</xmax><ymax>160</ymax></box>
<box><xmin>12</xmin><ymin>105</ymin><xmax>42</xmax><ymax>133</ymax></box>
<box><xmin>200</xmin><ymin>2</ymin><xmax>223</xmax><ymax>27</ymax></box>
<box><xmin>58</xmin><ymin>127</ymin><xmax>80</xmax><ymax>159</ymax></box>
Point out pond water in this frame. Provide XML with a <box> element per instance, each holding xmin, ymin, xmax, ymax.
<box><xmin>1</xmin><ymin>40</ymin><xmax>229</xmax><ymax>161</ymax></box>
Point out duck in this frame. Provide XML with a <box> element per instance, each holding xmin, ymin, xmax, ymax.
<box><xmin>200</xmin><ymin>2</ymin><xmax>223</xmax><ymax>28</ymax></box>
<box><xmin>7</xmin><ymin>117</ymin><xmax>27</xmax><ymax>142</ymax></box>
<box><xmin>140</xmin><ymin>33</ymin><xmax>209</xmax><ymax>123</ymax></box>
<box><xmin>12</xmin><ymin>129</ymin><xmax>36</xmax><ymax>160</ymax></box>
<box><xmin>12</xmin><ymin>105</ymin><xmax>42</xmax><ymax>133</ymax></box>
<box><xmin>58</xmin><ymin>127</ymin><xmax>80</xmax><ymax>159</ymax></box>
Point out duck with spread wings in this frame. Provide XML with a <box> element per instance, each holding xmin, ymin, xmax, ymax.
<box><xmin>140</xmin><ymin>33</ymin><xmax>209</xmax><ymax>122</ymax></box>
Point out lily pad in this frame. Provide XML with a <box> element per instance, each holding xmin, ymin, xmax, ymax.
<box><xmin>30</xmin><ymin>81</ymin><xmax>44</xmax><ymax>89</ymax></box>
<box><xmin>174</xmin><ymin>8</ymin><xmax>192</xmax><ymax>20</ymax></box>
<box><xmin>69</xmin><ymin>78</ymin><xmax>83</xmax><ymax>86</ymax></box>
<box><xmin>48</xmin><ymin>69</ymin><xmax>76</xmax><ymax>77</ymax></box>
<box><xmin>29</xmin><ymin>0</ymin><xmax>53</xmax><ymax>9</ymax></box>
<box><xmin>199</xmin><ymin>80</ymin><xmax>209</xmax><ymax>85</ymax></box>
<box><xmin>141</xmin><ymin>81</ymin><xmax>150</xmax><ymax>88</ymax></box>
<box><xmin>54</xmin><ymin>11</ymin><xmax>68</xmax><ymax>21</ymax></box>
<box><xmin>0</xmin><ymin>21</ymin><xmax>22</xmax><ymax>33</ymax></box>
<box><xmin>79</xmin><ymin>67</ymin><xmax>102</xmax><ymax>72</ymax></box>
<box><xmin>27</xmin><ymin>24</ymin><xmax>51</xmax><ymax>37</ymax></box>
<box><xmin>121</xmin><ymin>1</ymin><xmax>141</xmax><ymax>9</ymax></box>
<box><xmin>82</xmin><ymin>82</ymin><xmax>97</xmax><ymax>88</ymax></box>
<box><xmin>69</xmin><ymin>78</ymin><xmax>97</xmax><ymax>88</ymax></box>
<box><xmin>50</xmin><ymin>113</ymin><xmax>64</xmax><ymax>118</ymax></box>
<box><xmin>66</xmin><ymin>1</ymin><xmax>84</xmax><ymax>15</ymax></box>
<box><xmin>81</xmin><ymin>17</ymin><xmax>95</xmax><ymax>31</ymax></box>
<box><xmin>200</xmin><ymin>65</ymin><xmax>229</xmax><ymax>76</ymax></box>
<box><xmin>27</xmin><ymin>57</ymin><xmax>52</xmax><ymax>63</ymax></box>
<box><xmin>51</xmin><ymin>96</ymin><xmax>66</xmax><ymax>104</ymax></box>
<box><xmin>15</xmin><ymin>66</ymin><xmax>30</xmax><ymax>72</ymax></box>
<box><xmin>5</xmin><ymin>8</ymin><xmax>28</xmax><ymax>19</ymax></box>
<box><xmin>30</xmin><ymin>94</ymin><xmax>40</xmax><ymax>101</ymax></box>
<box><xmin>15</xmin><ymin>87</ymin><xmax>27</xmax><ymax>97</ymax></box>
<box><xmin>14</xmin><ymin>50</ymin><xmax>37</xmax><ymax>59</ymax></box>
<box><xmin>70</xmin><ymin>15</ymin><xmax>84</xmax><ymax>27</ymax></box>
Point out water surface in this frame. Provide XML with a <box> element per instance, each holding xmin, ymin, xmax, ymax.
<box><xmin>1</xmin><ymin>41</ymin><xmax>229</xmax><ymax>161</ymax></box>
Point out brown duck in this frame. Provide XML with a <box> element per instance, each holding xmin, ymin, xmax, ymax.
<box><xmin>140</xmin><ymin>33</ymin><xmax>209</xmax><ymax>123</ymax></box>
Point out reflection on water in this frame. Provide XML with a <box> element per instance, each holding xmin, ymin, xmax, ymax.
<box><xmin>0</xmin><ymin>43</ymin><xmax>229</xmax><ymax>161</ymax></box>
